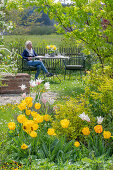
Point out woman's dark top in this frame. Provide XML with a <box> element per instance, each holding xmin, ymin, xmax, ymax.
<box><xmin>21</xmin><ymin>49</ymin><xmax>38</xmax><ymax>61</ymax></box>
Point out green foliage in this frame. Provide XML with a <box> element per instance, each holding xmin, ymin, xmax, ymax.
<box><xmin>52</xmin><ymin>97</ymin><xmax>93</xmax><ymax>140</ymax></box>
<box><xmin>36</xmin><ymin>0</ymin><xmax>113</xmax><ymax>67</ymax></box>
<box><xmin>28</xmin><ymin>25</ymin><xmax>57</xmax><ymax>35</ymax></box>
<box><xmin>84</xmin><ymin>65</ymin><xmax>113</xmax><ymax>120</ymax></box>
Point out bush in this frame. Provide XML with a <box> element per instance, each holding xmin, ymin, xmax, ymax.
<box><xmin>52</xmin><ymin>97</ymin><xmax>94</xmax><ymax>141</ymax></box>
<box><xmin>28</xmin><ymin>25</ymin><xmax>57</xmax><ymax>35</ymax></box>
<box><xmin>84</xmin><ymin>65</ymin><xmax>113</xmax><ymax>120</ymax></box>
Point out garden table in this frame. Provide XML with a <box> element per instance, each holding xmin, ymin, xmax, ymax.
<box><xmin>34</xmin><ymin>54</ymin><xmax>69</xmax><ymax>60</ymax></box>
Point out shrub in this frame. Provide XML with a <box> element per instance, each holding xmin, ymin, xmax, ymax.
<box><xmin>28</xmin><ymin>25</ymin><xmax>57</xmax><ymax>35</ymax></box>
<box><xmin>52</xmin><ymin>97</ymin><xmax>94</xmax><ymax>141</ymax></box>
<box><xmin>84</xmin><ymin>65</ymin><xmax>113</xmax><ymax>121</ymax></box>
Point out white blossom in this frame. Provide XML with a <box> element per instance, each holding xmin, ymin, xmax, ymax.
<box><xmin>97</xmin><ymin>116</ymin><xmax>104</xmax><ymax>124</ymax></box>
<box><xmin>21</xmin><ymin>92</ymin><xmax>26</xmax><ymax>98</ymax></box>
<box><xmin>79</xmin><ymin>112</ymin><xmax>90</xmax><ymax>122</ymax></box>
<box><xmin>44</xmin><ymin>82</ymin><xmax>50</xmax><ymax>90</ymax></box>
<box><xmin>41</xmin><ymin>97</ymin><xmax>47</xmax><ymax>104</ymax></box>
<box><xmin>35</xmin><ymin>78</ymin><xmax>44</xmax><ymax>85</ymax></box>
<box><xmin>29</xmin><ymin>80</ymin><xmax>36</xmax><ymax>87</ymax></box>
<box><xmin>48</xmin><ymin>98</ymin><xmax>55</xmax><ymax>105</ymax></box>
<box><xmin>19</xmin><ymin>84</ymin><xmax>26</xmax><ymax>91</ymax></box>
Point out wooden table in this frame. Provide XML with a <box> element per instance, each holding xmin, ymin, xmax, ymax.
<box><xmin>34</xmin><ymin>55</ymin><xmax>69</xmax><ymax>60</ymax></box>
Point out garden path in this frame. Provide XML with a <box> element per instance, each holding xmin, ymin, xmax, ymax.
<box><xmin>0</xmin><ymin>91</ymin><xmax>58</xmax><ymax>105</ymax></box>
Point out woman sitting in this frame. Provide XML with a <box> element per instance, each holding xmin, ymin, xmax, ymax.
<box><xmin>21</xmin><ymin>40</ymin><xmax>53</xmax><ymax>79</ymax></box>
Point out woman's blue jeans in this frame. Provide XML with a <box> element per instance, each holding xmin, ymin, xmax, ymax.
<box><xmin>27</xmin><ymin>60</ymin><xmax>48</xmax><ymax>79</ymax></box>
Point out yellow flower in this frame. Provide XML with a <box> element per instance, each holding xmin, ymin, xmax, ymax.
<box><xmin>47</xmin><ymin>128</ymin><xmax>56</xmax><ymax>135</ymax></box>
<box><xmin>43</xmin><ymin>114</ymin><xmax>51</xmax><ymax>121</ymax></box>
<box><xmin>50</xmin><ymin>45</ymin><xmax>54</xmax><ymax>48</ymax></box>
<box><xmin>18</xmin><ymin>102</ymin><xmax>26</xmax><ymax>111</ymax></box>
<box><xmin>35</xmin><ymin>103</ymin><xmax>41</xmax><ymax>110</ymax></box>
<box><xmin>74</xmin><ymin>141</ymin><xmax>80</xmax><ymax>147</ymax></box>
<box><xmin>53</xmin><ymin>46</ymin><xmax>56</xmax><ymax>50</ymax></box>
<box><xmin>60</xmin><ymin>119</ymin><xmax>70</xmax><ymax>128</ymax></box>
<box><xmin>8</xmin><ymin>122</ymin><xmax>16</xmax><ymax>130</ymax></box>
<box><xmin>46</xmin><ymin>45</ymin><xmax>50</xmax><ymax>50</ymax></box>
<box><xmin>46</xmin><ymin>45</ymin><xmax>57</xmax><ymax>52</ymax></box>
<box><xmin>25</xmin><ymin>97</ymin><xmax>33</xmax><ymax>107</ymax></box>
<box><xmin>26</xmin><ymin>109</ymin><xmax>31</xmax><ymax>116</ymax></box>
<box><xmin>27</xmin><ymin>102</ymin><xmax>33</xmax><ymax>108</ymax></box>
<box><xmin>30</xmin><ymin>131</ymin><xmax>37</xmax><ymax>138</ymax></box>
<box><xmin>31</xmin><ymin>111</ymin><xmax>37</xmax><ymax>117</ymax></box>
<box><xmin>82</xmin><ymin>127</ymin><xmax>90</xmax><ymax>135</ymax></box>
<box><xmin>17</xmin><ymin>114</ymin><xmax>27</xmax><ymax>123</ymax></box>
<box><xmin>23</xmin><ymin>120</ymin><xmax>33</xmax><ymax>133</ymax></box>
<box><xmin>33</xmin><ymin>114</ymin><xmax>43</xmax><ymax>123</ymax></box>
<box><xmin>103</xmin><ymin>131</ymin><xmax>111</xmax><ymax>139</ymax></box>
<box><xmin>86</xmin><ymin>71</ymin><xmax>90</xmax><ymax>74</ymax></box>
<box><xmin>32</xmin><ymin>124</ymin><xmax>39</xmax><ymax>131</ymax></box>
<box><xmin>21</xmin><ymin>143</ymin><xmax>28</xmax><ymax>150</ymax></box>
<box><xmin>94</xmin><ymin>125</ymin><xmax>103</xmax><ymax>133</ymax></box>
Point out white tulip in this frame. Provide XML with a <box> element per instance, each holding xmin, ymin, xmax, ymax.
<box><xmin>29</xmin><ymin>80</ymin><xmax>36</xmax><ymax>87</ymax></box>
<box><xmin>48</xmin><ymin>98</ymin><xmax>55</xmax><ymax>105</ymax></box>
<box><xmin>79</xmin><ymin>112</ymin><xmax>90</xmax><ymax>122</ymax></box>
<box><xmin>19</xmin><ymin>84</ymin><xmax>26</xmax><ymax>91</ymax></box>
<box><xmin>44</xmin><ymin>82</ymin><xmax>50</xmax><ymax>89</ymax></box>
<box><xmin>21</xmin><ymin>92</ymin><xmax>26</xmax><ymax>98</ymax></box>
<box><xmin>35</xmin><ymin>78</ymin><xmax>44</xmax><ymax>85</ymax></box>
<box><xmin>97</xmin><ymin>116</ymin><xmax>104</xmax><ymax>124</ymax></box>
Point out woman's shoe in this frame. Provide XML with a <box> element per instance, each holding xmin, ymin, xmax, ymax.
<box><xmin>46</xmin><ymin>73</ymin><xmax>54</xmax><ymax>77</ymax></box>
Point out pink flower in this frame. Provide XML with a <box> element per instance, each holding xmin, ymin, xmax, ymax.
<box><xmin>29</xmin><ymin>80</ymin><xmax>36</xmax><ymax>87</ymax></box>
<box><xmin>21</xmin><ymin>92</ymin><xmax>26</xmax><ymax>98</ymax></box>
<box><xmin>35</xmin><ymin>78</ymin><xmax>44</xmax><ymax>85</ymax></box>
<box><xmin>41</xmin><ymin>97</ymin><xmax>47</xmax><ymax>104</ymax></box>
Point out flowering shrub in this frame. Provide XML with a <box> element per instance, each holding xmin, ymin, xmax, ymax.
<box><xmin>52</xmin><ymin>97</ymin><xmax>94</xmax><ymax>140</ymax></box>
<box><xmin>85</xmin><ymin>65</ymin><xmax>113</xmax><ymax>116</ymax></box>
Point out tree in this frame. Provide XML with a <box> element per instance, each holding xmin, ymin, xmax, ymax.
<box><xmin>7</xmin><ymin>0</ymin><xmax>113</xmax><ymax>68</ymax></box>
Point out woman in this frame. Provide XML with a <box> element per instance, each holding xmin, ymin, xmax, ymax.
<box><xmin>21</xmin><ymin>40</ymin><xmax>53</xmax><ymax>79</ymax></box>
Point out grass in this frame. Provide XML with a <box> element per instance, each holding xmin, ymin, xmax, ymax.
<box><xmin>4</xmin><ymin>34</ymin><xmax>64</xmax><ymax>49</ymax></box>
<box><xmin>0</xmin><ymin>103</ymin><xmax>19</xmax><ymax>141</ymax></box>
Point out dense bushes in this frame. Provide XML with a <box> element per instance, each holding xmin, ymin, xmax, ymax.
<box><xmin>11</xmin><ymin>25</ymin><xmax>57</xmax><ymax>35</ymax></box>
<box><xmin>28</xmin><ymin>25</ymin><xmax>57</xmax><ymax>35</ymax></box>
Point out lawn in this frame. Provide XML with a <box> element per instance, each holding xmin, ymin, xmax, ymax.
<box><xmin>4</xmin><ymin>34</ymin><xmax>64</xmax><ymax>49</ymax></box>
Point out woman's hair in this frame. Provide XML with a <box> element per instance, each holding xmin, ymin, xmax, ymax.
<box><xmin>25</xmin><ymin>40</ymin><xmax>32</xmax><ymax>48</ymax></box>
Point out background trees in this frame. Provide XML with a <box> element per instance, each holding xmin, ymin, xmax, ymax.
<box><xmin>6</xmin><ymin>0</ymin><xmax>113</xmax><ymax>67</ymax></box>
